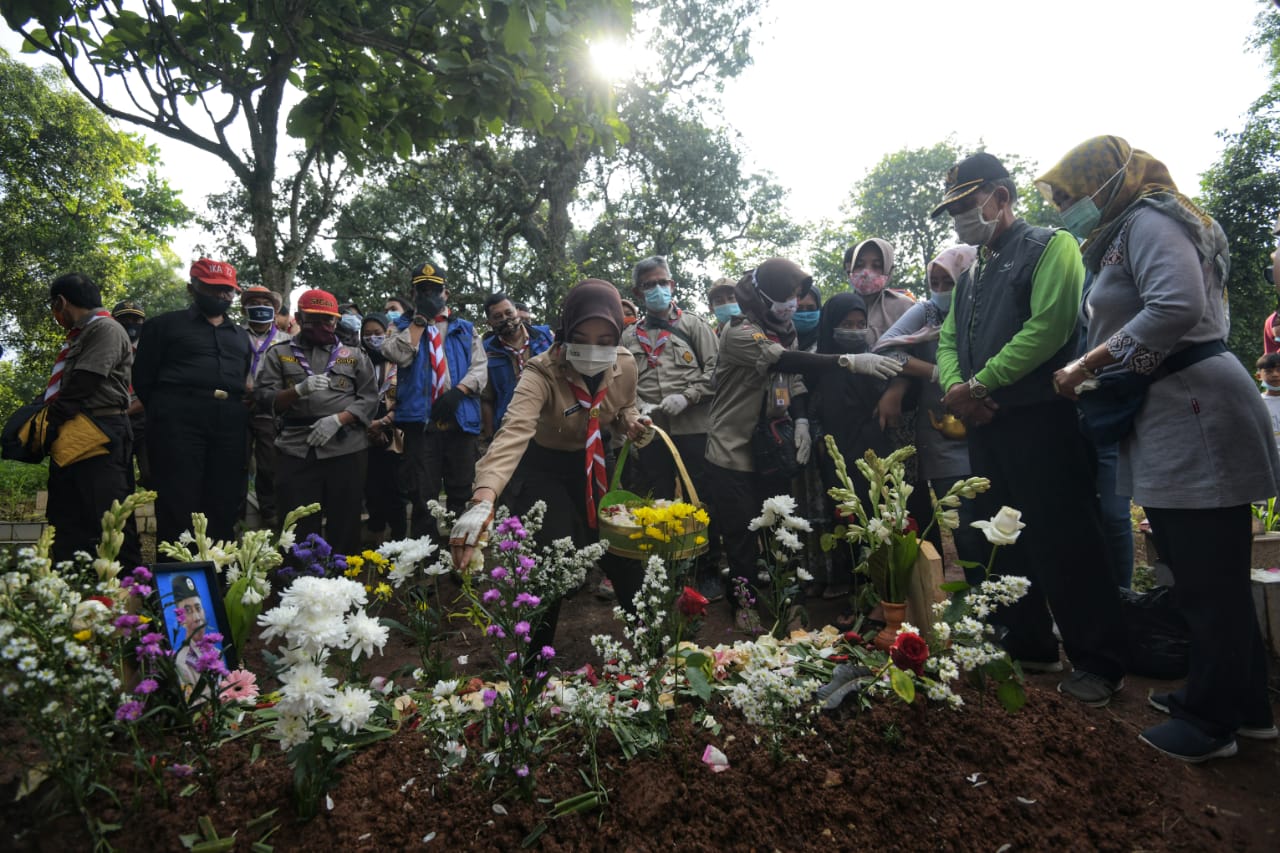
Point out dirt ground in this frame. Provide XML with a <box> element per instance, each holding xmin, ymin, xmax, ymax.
<box><xmin>3</xmin><ymin>562</ymin><xmax>1277</xmax><ymax>852</ymax></box>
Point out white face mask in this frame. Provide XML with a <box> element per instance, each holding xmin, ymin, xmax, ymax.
<box><xmin>952</xmin><ymin>192</ymin><xmax>999</xmax><ymax>246</ymax></box>
<box><xmin>564</xmin><ymin>343</ymin><xmax>617</xmax><ymax>377</ymax></box>
<box><xmin>768</xmin><ymin>297</ymin><xmax>798</xmax><ymax>322</ymax></box>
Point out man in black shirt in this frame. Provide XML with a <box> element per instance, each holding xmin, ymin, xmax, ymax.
<box><xmin>134</xmin><ymin>259</ymin><xmax>252</xmax><ymax>543</ymax></box>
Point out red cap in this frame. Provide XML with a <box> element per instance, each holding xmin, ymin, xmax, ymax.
<box><xmin>296</xmin><ymin>288</ymin><xmax>341</xmax><ymax>317</ymax></box>
<box><xmin>190</xmin><ymin>258</ymin><xmax>238</xmax><ymax>290</ymax></box>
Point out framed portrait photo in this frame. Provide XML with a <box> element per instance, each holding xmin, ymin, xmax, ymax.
<box><xmin>152</xmin><ymin>562</ymin><xmax>238</xmax><ymax>686</ymax></box>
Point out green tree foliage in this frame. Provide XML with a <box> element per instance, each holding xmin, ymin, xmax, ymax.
<box><xmin>0</xmin><ymin>49</ymin><xmax>188</xmax><ymax>419</ymax></box>
<box><xmin>297</xmin><ymin>0</ymin><xmax>782</xmax><ymax>320</ymax></box>
<box><xmin>1</xmin><ymin>0</ymin><xmax>632</xmax><ymax>295</ymax></box>
<box><xmin>1200</xmin><ymin>1</ymin><xmax>1280</xmax><ymax>368</ymax></box>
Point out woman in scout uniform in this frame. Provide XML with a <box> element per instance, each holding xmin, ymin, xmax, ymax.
<box><xmin>254</xmin><ymin>288</ymin><xmax>377</xmax><ymax>555</ymax></box>
<box><xmin>449</xmin><ymin>280</ymin><xmax>655</xmax><ymax>645</ymax></box>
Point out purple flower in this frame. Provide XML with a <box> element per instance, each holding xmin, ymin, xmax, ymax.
<box><xmin>113</xmin><ymin>614</ymin><xmax>141</xmax><ymax>636</ymax></box>
<box><xmin>535</xmin><ymin>670</ymin><xmax>547</xmax><ymax>680</ymax></box>
<box><xmin>514</xmin><ymin>593</ymin><xmax>540</xmax><ymax>609</ymax></box>
<box><xmin>482</xmin><ymin>688</ymin><xmax>497</xmax><ymax>708</ymax></box>
<box><xmin>490</xmin><ymin>566</ymin><xmax>508</xmax><ymax>581</ymax></box>
<box><xmin>115</xmin><ymin>700</ymin><xmax>144</xmax><ymax>722</ymax></box>
<box><xmin>485</xmin><ymin>625</ymin><xmax>506</xmax><ymax>639</ymax></box>
<box><xmin>167</xmin><ymin>763</ymin><xmax>194</xmax><ymax>778</ymax></box>
<box><xmin>173</xmin><ymin>606</ymin><xmax>186</xmax><ymax>624</ymax></box>
<box><xmin>203</xmin><ymin>632</ymin><xmax>223</xmax><ymax>645</ymax></box>
<box><xmin>134</xmin><ymin>678</ymin><xmax>159</xmax><ymax>695</ymax></box>
<box><xmin>139</xmin><ymin>632</ymin><xmax>164</xmax><ymax>645</ymax></box>
<box><xmin>514</xmin><ymin>621</ymin><xmax>531</xmax><ymax>640</ymax></box>
<box><xmin>517</xmin><ymin>555</ymin><xmax>536</xmax><ymax>571</ymax></box>
<box><xmin>497</xmin><ymin>539</ymin><xmax>520</xmax><ymax>552</ymax></box>
<box><xmin>496</xmin><ymin>516</ymin><xmax>526</xmax><ymax>537</ymax></box>
<box><xmin>131</xmin><ymin>566</ymin><xmax>153</xmax><ymax>583</ymax></box>
<box><xmin>482</xmin><ymin>588</ymin><xmax>502</xmax><ymax>604</ymax></box>
<box><xmin>540</xmin><ymin>646</ymin><xmax>556</xmax><ymax>660</ymax></box>
<box><xmin>515</xmin><ymin>765</ymin><xmax>530</xmax><ymax>778</ymax></box>
<box><xmin>506</xmin><ymin>652</ymin><xmax>519</xmax><ymax>665</ymax></box>
<box><xmin>132</xmin><ymin>584</ymin><xmax>153</xmax><ymax>598</ymax></box>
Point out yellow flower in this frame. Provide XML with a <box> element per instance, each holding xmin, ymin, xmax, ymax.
<box><xmin>73</xmin><ymin>629</ymin><xmax>91</xmax><ymax>642</ymax></box>
<box><xmin>638</xmin><ymin>543</ymin><xmax>652</xmax><ymax>552</ymax></box>
<box><xmin>138</xmin><ymin>615</ymin><xmax>151</xmax><ymax>624</ymax></box>
<box><xmin>344</xmin><ymin>567</ymin><xmax>361</xmax><ymax>578</ymax></box>
<box><xmin>694</xmin><ymin>536</ymin><xmax>707</xmax><ymax>545</ymax></box>
<box><xmin>693</xmin><ymin>508</ymin><xmax>710</xmax><ymax>525</ymax></box>
<box><xmin>346</xmin><ymin>554</ymin><xmax>365</xmax><ymax>571</ymax></box>
<box><xmin>628</xmin><ymin>532</ymin><xmax>644</xmax><ymax>540</ymax></box>
<box><xmin>374</xmin><ymin>583</ymin><xmax>393</xmax><ymax>601</ymax></box>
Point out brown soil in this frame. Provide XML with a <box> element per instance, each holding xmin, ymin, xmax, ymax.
<box><xmin>3</xmin><ymin>572</ymin><xmax>1278</xmax><ymax>852</ymax></box>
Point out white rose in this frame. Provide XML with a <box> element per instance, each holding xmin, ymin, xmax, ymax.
<box><xmin>970</xmin><ymin>506</ymin><xmax>1025</xmax><ymax>546</ymax></box>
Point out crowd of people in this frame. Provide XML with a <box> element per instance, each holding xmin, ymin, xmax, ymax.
<box><xmin>23</xmin><ymin>137</ymin><xmax>1278</xmax><ymax>764</ymax></box>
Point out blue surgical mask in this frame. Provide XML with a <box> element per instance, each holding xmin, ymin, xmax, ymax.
<box><xmin>930</xmin><ymin>291</ymin><xmax>953</xmax><ymax>314</ymax></box>
<box><xmin>386</xmin><ymin>310</ymin><xmax>402</xmax><ymax>323</ymax></box>
<box><xmin>643</xmin><ymin>284</ymin><xmax>673</xmax><ymax>312</ymax></box>
<box><xmin>1265</xmin><ymin>381</ymin><xmax>1280</xmax><ymax>392</ymax></box>
<box><xmin>713</xmin><ymin>304</ymin><xmax>741</xmax><ymax>326</ymax></box>
<box><xmin>792</xmin><ymin>310</ymin><xmax>820</xmax><ymax>333</ymax></box>
<box><xmin>1060</xmin><ymin>197</ymin><xmax>1101</xmax><ymax>240</ymax></box>
<box><xmin>338</xmin><ymin>314</ymin><xmax>361</xmax><ymax>333</ymax></box>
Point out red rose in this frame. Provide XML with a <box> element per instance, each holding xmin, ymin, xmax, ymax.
<box><xmin>889</xmin><ymin>632</ymin><xmax>929</xmax><ymax>676</ymax></box>
<box><xmin>843</xmin><ymin>630</ymin><xmax>864</xmax><ymax>644</ymax></box>
<box><xmin>89</xmin><ymin>595</ymin><xmax>114</xmax><ymax>608</ymax></box>
<box><xmin>903</xmin><ymin>516</ymin><xmax>918</xmax><ymax>534</ymax></box>
<box><xmin>676</xmin><ymin>586</ymin><xmax>709</xmax><ymax>619</ymax></box>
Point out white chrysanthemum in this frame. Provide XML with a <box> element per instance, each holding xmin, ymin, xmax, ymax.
<box><xmin>796</xmin><ymin>567</ymin><xmax>814</xmax><ymax>582</ymax></box>
<box><xmin>344</xmin><ymin>612</ymin><xmax>389</xmax><ymax>661</ymax></box>
<box><xmin>275</xmin><ymin>713</ymin><xmax>310</xmax><ymax>750</ymax></box>
<box><xmin>775</xmin><ymin>527</ymin><xmax>803</xmax><ymax>552</ymax></box>
<box><xmin>432</xmin><ymin>679</ymin><xmax>458</xmax><ymax>699</ymax></box>
<box><xmin>278</xmin><ymin>660</ymin><xmax>337</xmax><ymax>713</ymax></box>
<box><xmin>327</xmin><ymin>685</ymin><xmax>377</xmax><ymax>734</ymax></box>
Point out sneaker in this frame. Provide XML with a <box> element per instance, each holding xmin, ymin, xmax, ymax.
<box><xmin>697</xmin><ymin>574</ymin><xmax>726</xmax><ymax>604</ymax></box>
<box><xmin>1057</xmin><ymin>671</ymin><xmax>1124</xmax><ymax>708</ymax></box>
<box><xmin>1139</xmin><ymin>719</ymin><xmax>1238</xmax><ymax>763</ymax></box>
<box><xmin>595</xmin><ymin>578</ymin><xmax>615</xmax><ymax>601</ymax></box>
<box><xmin>1019</xmin><ymin>657</ymin><xmax>1065</xmax><ymax>674</ymax></box>
<box><xmin>1148</xmin><ymin>691</ymin><xmax>1279</xmax><ymax>741</ymax></box>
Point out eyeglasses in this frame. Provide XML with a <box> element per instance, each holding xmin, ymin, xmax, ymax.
<box><xmin>637</xmin><ymin>278</ymin><xmax>674</xmax><ymax>291</ymax></box>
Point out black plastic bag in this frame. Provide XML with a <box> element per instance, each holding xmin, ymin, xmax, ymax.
<box><xmin>1119</xmin><ymin>586</ymin><xmax>1190</xmax><ymax>680</ymax></box>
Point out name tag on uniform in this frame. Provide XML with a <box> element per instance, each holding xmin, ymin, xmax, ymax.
<box><xmin>280</xmin><ymin>355</ymin><xmax>298</xmax><ymax>363</ymax></box>
<box><xmin>563</xmin><ymin>403</ymin><xmax>582</xmax><ymax>417</ymax></box>
<box><xmin>335</xmin><ymin>357</ymin><xmax>357</xmax><ymax>365</ymax></box>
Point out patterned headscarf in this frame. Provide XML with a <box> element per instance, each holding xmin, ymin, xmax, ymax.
<box><xmin>926</xmin><ymin>245</ymin><xmax>978</xmax><ymax>292</ymax></box>
<box><xmin>1036</xmin><ymin>136</ymin><xmax>1228</xmax><ymax>279</ymax></box>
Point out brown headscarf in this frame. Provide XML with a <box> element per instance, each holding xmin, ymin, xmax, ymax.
<box><xmin>733</xmin><ymin>257</ymin><xmax>811</xmax><ymax>347</ymax></box>
<box><xmin>1036</xmin><ymin>135</ymin><xmax>1227</xmax><ymax>278</ymax></box>
<box><xmin>557</xmin><ymin>279</ymin><xmax>623</xmax><ymax>341</ymax></box>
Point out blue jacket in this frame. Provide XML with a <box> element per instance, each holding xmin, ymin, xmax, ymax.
<box><xmin>483</xmin><ymin>324</ymin><xmax>555</xmax><ymax>429</ymax></box>
<box><xmin>393</xmin><ymin>316</ymin><xmax>481</xmax><ymax>432</ymax></box>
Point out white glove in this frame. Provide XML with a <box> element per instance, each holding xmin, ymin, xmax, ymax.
<box><xmin>839</xmin><ymin>353</ymin><xmax>903</xmax><ymax>380</ymax></box>
<box><xmin>306</xmin><ymin>413</ymin><xmax>343</xmax><ymax>446</ymax></box>
<box><xmin>632</xmin><ymin>416</ymin><xmax>656</xmax><ymax>448</ymax></box>
<box><xmin>793</xmin><ymin>417</ymin><xmax>812</xmax><ymax>465</ymax></box>
<box><xmin>637</xmin><ymin>401</ymin><xmax>658</xmax><ymax>417</ymax></box>
<box><xmin>450</xmin><ymin>499</ymin><xmax>494</xmax><ymax>547</ymax></box>
<box><xmin>659</xmin><ymin>393</ymin><xmax>689</xmax><ymax>416</ymax></box>
<box><xmin>294</xmin><ymin>374</ymin><xmax>331</xmax><ymax>398</ymax></box>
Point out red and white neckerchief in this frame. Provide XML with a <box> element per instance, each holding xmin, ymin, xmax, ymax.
<box><xmin>44</xmin><ymin>310</ymin><xmax>111</xmax><ymax>402</ymax></box>
<box><xmin>500</xmin><ymin>327</ymin><xmax>530</xmax><ymax>374</ymax></box>
<box><xmin>426</xmin><ymin>318</ymin><xmax>448</xmax><ymax>402</ymax></box>
<box><xmin>377</xmin><ymin>362</ymin><xmax>397</xmax><ymax>398</ymax></box>
<box><xmin>636</xmin><ymin>307</ymin><xmax>681</xmax><ymax>367</ymax></box>
<box><xmin>570</xmin><ymin>381</ymin><xmax>610</xmax><ymax>528</ymax></box>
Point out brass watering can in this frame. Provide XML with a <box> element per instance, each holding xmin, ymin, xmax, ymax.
<box><xmin>928</xmin><ymin>410</ymin><xmax>967</xmax><ymax>440</ymax></box>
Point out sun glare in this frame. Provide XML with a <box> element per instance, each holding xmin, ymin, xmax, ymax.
<box><xmin>589</xmin><ymin>39</ymin><xmax>640</xmax><ymax>83</ymax></box>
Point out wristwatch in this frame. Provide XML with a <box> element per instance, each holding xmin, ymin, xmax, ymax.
<box><xmin>412</xmin><ymin>314</ymin><xmax>429</xmax><ymax>328</ymax></box>
<box><xmin>967</xmin><ymin>376</ymin><xmax>989</xmax><ymax>399</ymax></box>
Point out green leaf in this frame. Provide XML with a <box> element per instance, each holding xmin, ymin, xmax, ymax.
<box><xmin>938</xmin><ymin>581</ymin><xmax>971</xmax><ymax>593</ymax></box>
<box><xmin>997</xmin><ymin>678</ymin><xmax>1027</xmax><ymax>713</ymax></box>
<box><xmin>685</xmin><ymin>666</ymin><xmax>712</xmax><ymax>702</ymax></box>
<box><xmin>502</xmin><ymin>7</ymin><xmax>534</xmax><ymax>54</ymax></box>
<box><xmin>889</xmin><ymin>666</ymin><xmax>915</xmax><ymax>704</ymax></box>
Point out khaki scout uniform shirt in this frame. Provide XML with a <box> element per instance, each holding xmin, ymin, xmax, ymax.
<box><xmin>253</xmin><ymin>338</ymin><xmax>378</xmax><ymax>460</ymax></box>
<box><xmin>64</xmin><ymin>312</ymin><xmax>133</xmax><ymax>412</ymax></box>
<box><xmin>705</xmin><ymin>316</ymin><xmax>805</xmax><ymax>473</ymax></box>
<box><xmin>620</xmin><ymin>308</ymin><xmax>718</xmax><ymax>436</ymax></box>
<box><xmin>473</xmin><ymin>346</ymin><xmax>639</xmax><ymax>497</ymax></box>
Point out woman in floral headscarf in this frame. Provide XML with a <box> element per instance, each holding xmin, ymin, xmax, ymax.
<box><xmin>846</xmin><ymin>237</ymin><xmax>914</xmax><ymax>347</ymax></box>
<box><xmin>1040</xmin><ymin>136</ymin><xmax>1280</xmax><ymax>763</ymax></box>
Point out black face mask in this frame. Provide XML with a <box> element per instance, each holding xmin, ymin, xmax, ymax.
<box><xmin>416</xmin><ymin>285</ymin><xmax>446</xmax><ymax>318</ymax></box>
<box><xmin>193</xmin><ymin>291</ymin><xmax>231</xmax><ymax>317</ymax></box>
<box><xmin>832</xmin><ymin>329</ymin><xmax>870</xmax><ymax>353</ymax></box>
<box><xmin>494</xmin><ymin>318</ymin><xmax>521</xmax><ymax>339</ymax></box>
<box><xmin>301</xmin><ymin>325</ymin><xmax>338</xmax><ymax>347</ymax></box>
<box><xmin>123</xmin><ymin>324</ymin><xmax>141</xmax><ymax>343</ymax></box>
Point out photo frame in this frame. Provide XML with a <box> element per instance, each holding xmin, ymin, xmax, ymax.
<box><xmin>151</xmin><ymin>562</ymin><xmax>237</xmax><ymax>686</ymax></box>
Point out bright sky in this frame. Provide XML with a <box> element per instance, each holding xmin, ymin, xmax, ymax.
<box><xmin>2</xmin><ymin>0</ymin><xmax>1274</xmax><ymax>263</ymax></box>
<box><xmin>720</xmin><ymin>0</ymin><xmax>1273</xmax><ymax>225</ymax></box>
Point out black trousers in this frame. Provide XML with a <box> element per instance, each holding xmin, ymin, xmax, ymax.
<box><xmin>248</xmin><ymin>415</ymin><xmax>278</xmax><ymax>528</ymax></box>
<box><xmin>365</xmin><ymin>442</ymin><xmax>408</xmax><ymax>539</ymax></box>
<box><xmin>402</xmin><ymin>425</ymin><xmax>476</xmax><ymax>539</ymax></box>
<box><xmin>48</xmin><ymin>414</ymin><xmax>141</xmax><ymax>568</ymax></box>
<box><xmin>966</xmin><ymin>400</ymin><xmax>1125</xmax><ymax>679</ymax></box>
<box><xmin>275</xmin><ymin>449</ymin><xmax>368</xmax><ymax>557</ymax></box>
<box><xmin>146</xmin><ymin>393</ymin><xmax>249</xmax><ymax>544</ymax></box>
<box><xmin>503</xmin><ymin>442</ymin><xmax>642</xmax><ymax>649</ymax></box>
<box><xmin>705</xmin><ymin>460</ymin><xmax>792</xmax><ymax>589</ymax></box>
<box><xmin>1146</xmin><ymin>505</ymin><xmax>1272</xmax><ymax>738</ymax></box>
<box><xmin>628</xmin><ymin>431</ymin><xmax>722</xmax><ymax>573</ymax></box>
